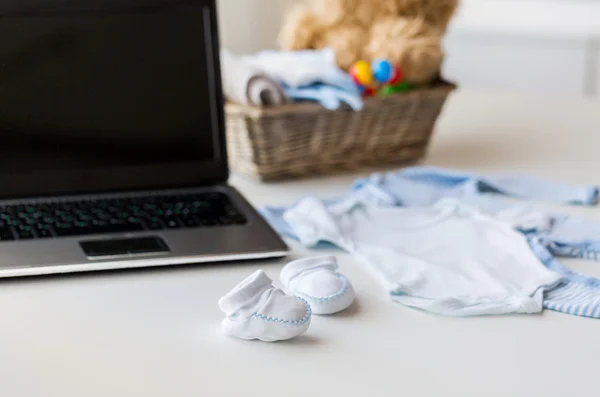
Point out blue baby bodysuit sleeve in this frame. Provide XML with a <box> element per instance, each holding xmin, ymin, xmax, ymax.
<box><xmin>529</xmin><ymin>237</ymin><xmax>600</xmax><ymax>319</ymax></box>
<box><xmin>538</xmin><ymin>214</ymin><xmax>600</xmax><ymax>259</ymax></box>
<box><xmin>353</xmin><ymin>167</ymin><xmax>598</xmax><ymax>211</ymax></box>
<box><xmin>401</xmin><ymin>166</ymin><xmax>599</xmax><ymax>205</ymax></box>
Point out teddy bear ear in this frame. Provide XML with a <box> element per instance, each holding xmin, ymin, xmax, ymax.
<box><xmin>309</xmin><ymin>0</ymin><xmax>360</xmax><ymax>27</ymax></box>
<box><xmin>421</xmin><ymin>0</ymin><xmax>459</xmax><ymax>31</ymax></box>
<box><xmin>393</xmin><ymin>0</ymin><xmax>423</xmax><ymax>18</ymax></box>
<box><xmin>278</xmin><ymin>4</ymin><xmax>321</xmax><ymax>51</ymax></box>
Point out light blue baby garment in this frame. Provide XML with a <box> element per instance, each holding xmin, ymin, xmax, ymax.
<box><xmin>352</xmin><ymin>166</ymin><xmax>598</xmax><ymax>207</ymax></box>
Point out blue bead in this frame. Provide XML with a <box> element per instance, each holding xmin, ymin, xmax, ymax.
<box><xmin>372</xmin><ymin>59</ymin><xmax>393</xmax><ymax>83</ymax></box>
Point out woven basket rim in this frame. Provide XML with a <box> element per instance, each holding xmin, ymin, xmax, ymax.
<box><xmin>225</xmin><ymin>80</ymin><xmax>457</xmax><ymax>118</ymax></box>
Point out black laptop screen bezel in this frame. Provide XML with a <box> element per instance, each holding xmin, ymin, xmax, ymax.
<box><xmin>0</xmin><ymin>0</ymin><xmax>228</xmax><ymax>199</ymax></box>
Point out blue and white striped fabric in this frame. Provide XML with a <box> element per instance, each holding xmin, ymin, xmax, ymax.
<box><xmin>545</xmin><ymin>281</ymin><xmax>600</xmax><ymax>319</ymax></box>
<box><xmin>530</xmin><ymin>239</ymin><xmax>600</xmax><ymax>319</ymax></box>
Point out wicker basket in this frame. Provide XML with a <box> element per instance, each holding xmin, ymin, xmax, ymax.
<box><xmin>225</xmin><ymin>81</ymin><xmax>455</xmax><ymax>181</ymax></box>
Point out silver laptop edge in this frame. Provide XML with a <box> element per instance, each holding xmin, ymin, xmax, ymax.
<box><xmin>0</xmin><ymin>251</ymin><xmax>289</xmax><ymax>278</ymax></box>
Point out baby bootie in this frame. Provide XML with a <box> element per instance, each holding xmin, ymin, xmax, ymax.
<box><xmin>218</xmin><ymin>270</ymin><xmax>311</xmax><ymax>342</ymax></box>
<box><xmin>281</xmin><ymin>256</ymin><xmax>355</xmax><ymax>315</ymax></box>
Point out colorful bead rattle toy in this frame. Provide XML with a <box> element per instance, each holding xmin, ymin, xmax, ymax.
<box><xmin>350</xmin><ymin>59</ymin><xmax>411</xmax><ymax>97</ymax></box>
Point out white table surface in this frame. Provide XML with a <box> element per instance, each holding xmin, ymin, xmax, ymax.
<box><xmin>3</xmin><ymin>90</ymin><xmax>600</xmax><ymax>397</ymax></box>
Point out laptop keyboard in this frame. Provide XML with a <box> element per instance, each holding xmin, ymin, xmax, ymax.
<box><xmin>0</xmin><ymin>192</ymin><xmax>247</xmax><ymax>241</ymax></box>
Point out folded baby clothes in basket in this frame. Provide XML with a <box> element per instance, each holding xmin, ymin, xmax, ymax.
<box><xmin>240</xmin><ymin>48</ymin><xmax>363</xmax><ymax>111</ymax></box>
<box><xmin>220</xmin><ymin>49</ymin><xmax>287</xmax><ymax>107</ymax></box>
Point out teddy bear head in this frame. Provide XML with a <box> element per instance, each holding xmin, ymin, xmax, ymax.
<box><xmin>278</xmin><ymin>0</ymin><xmax>458</xmax><ymax>83</ymax></box>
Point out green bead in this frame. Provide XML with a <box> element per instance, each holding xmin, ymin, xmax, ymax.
<box><xmin>379</xmin><ymin>86</ymin><xmax>397</xmax><ymax>96</ymax></box>
<box><xmin>393</xmin><ymin>82</ymin><xmax>414</xmax><ymax>92</ymax></box>
<box><xmin>379</xmin><ymin>82</ymin><xmax>414</xmax><ymax>96</ymax></box>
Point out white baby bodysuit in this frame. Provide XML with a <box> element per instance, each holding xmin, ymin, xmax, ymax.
<box><xmin>283</xmin><ymin>198</ymin><xmax>562</xmax><ymax>316</ymax></box>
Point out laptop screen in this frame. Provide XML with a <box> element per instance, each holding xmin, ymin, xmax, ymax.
<box><xmin>0</xmin><ymin>1</ymin><xmax>226</xmax><ymax>198</ymax></box>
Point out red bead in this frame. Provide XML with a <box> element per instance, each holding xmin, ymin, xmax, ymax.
<box><xmin>363</xmin><ymin>86</ymin><xmax>376</xmax><ymax>97</ymax></box>
<box><xmin>389</xmin><ymin>66</ymin><xmax>404</xmax><ymax>85</ymax></box>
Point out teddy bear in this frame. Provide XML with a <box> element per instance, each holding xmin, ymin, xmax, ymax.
<box><xmin>277</xmin><ymin>0</ymin><xmax>459</xmax><ymax>84</ymax></box>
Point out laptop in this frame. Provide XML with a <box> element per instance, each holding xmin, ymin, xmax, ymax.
<box><xmin>0</xmin><ymin>0</ymin><xmax>289</xmax><ymax>278</ymax></box>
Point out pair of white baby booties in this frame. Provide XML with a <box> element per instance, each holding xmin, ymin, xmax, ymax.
<box><xmin>218</xmin><ymin>256</ymin><xmax>355</xmax><ymax>342</ymax></box>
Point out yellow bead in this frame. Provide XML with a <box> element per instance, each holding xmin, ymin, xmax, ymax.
<box><xmin>350</xmin><ymin>60</ymin><xmax>374</xmax><ymax>86</ymax></box>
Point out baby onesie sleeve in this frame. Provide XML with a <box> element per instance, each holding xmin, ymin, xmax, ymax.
<box><xmin>529</xmin><ymin>238</ymin><xmax>600</xmax><ymax>319</ymax></box>
<box><xmin>540</xmin><ymin>214</ymin><xmax>600</xmax><ymax>259</ymax></box>
<box><xmin>282</xmin><ymin>197</ymin><xmax>348</xmax><ymax>248</ymax></box>
<box><xmin>399</xmin><ymin>166</ymin><xmax>598</xmax><ymax>205</ymax></box>
<box><xmin>478</xmin><ymin>175</ymin><xmax>598</xmax><ymax>205</ymax></box>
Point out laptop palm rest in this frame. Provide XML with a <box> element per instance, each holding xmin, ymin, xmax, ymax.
<box><xmin>80</xmin><ymin>237</ymin><xmax>170</xmax><ymax>258</ymax></box>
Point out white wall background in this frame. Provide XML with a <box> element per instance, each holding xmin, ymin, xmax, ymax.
<box><xmin>444</xmin><ymin>0</ymin><xmax>600</xmax><ymax>97</ymax></box>
<box><xmin>217</xmin><ymin>0</ymin><xmax>295</xmax><ymax>54</ymax></box>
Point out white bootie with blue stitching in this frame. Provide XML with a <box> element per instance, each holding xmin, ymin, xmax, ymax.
<box><xmin>281</xmin><ymin>256</ymin><xmax>355</xmax><ymax>315</ymax></box>
<box><xmin>218</xmin><ymin>270</ymin><xmax>311</xmax><ymax>342</ymax></box>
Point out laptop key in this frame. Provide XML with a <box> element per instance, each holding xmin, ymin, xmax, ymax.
<box><xmin>143</xmin><ymin>216</ymin><xmax>164</xmax><ymax>230</ymax></box>
<box><xmin>181</xmin><ymin>215</ymin><xmax>198</xmax><ymax>227</ymax></box>
<box><xmin>230</xmin><ymin>215</ymin><xmax>247</xmax><ymax>225</ymax></box>
<box><xmin>36</xmin><ymin>225</ymin><xmax>54</xmax><ymax>238</ymax></box>
<box><xmin>218</xmin><ymin>216</ymin><xmax>232</xmax><ymax>225</ymax></box>
<box><xmin>165</xmin><ymin>218</ymin><xmax>180</xmax><ymax>228</ymax></box>
<box><xmin>0</xmin><ymin>227</ymin><xmax>14</xmax><ymax>241</ymax></box>
<box><xmin>17</xmin><ymin>225</ymin><xmax>35</xmax><ymax>239</ymax></box>
<box><xmin>55</xmin><ymin>221</ymin><xmax>74</xmax><ymax>230</ymax></box>
<box><xmin>7</xmin><ymin>219</ymin><xmax>21</xmax><ymax>227</ymax></box>
<box><xmin>197</xmin><ymin>218</ymin><xmax>218</xmax><ymax>227</ymax></box>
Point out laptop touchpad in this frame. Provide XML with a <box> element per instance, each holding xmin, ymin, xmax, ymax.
<box><xmin>80</xmin><ymin>237</ymin><xmax>170</xmax><ymax>258</ymax></box>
